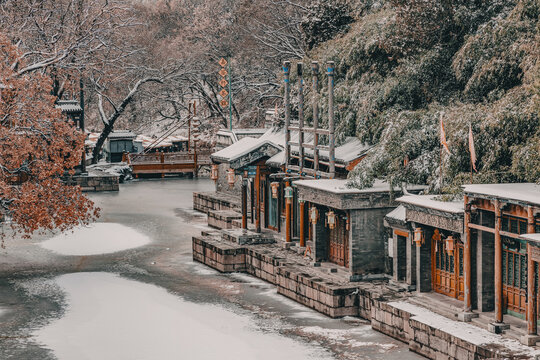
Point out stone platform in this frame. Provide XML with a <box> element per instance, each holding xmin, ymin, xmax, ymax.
<box><xmin>207</xmin><ymin>210</ymin><xmax>242</xmax><ymax>229</ymax></box>
<box><xmin>192</xmin><ymin>230</ymin><xmax>540</xmax><ymax>359</ymax></box>
<box><xmin>193</xmin><ymin>191</ymin><xmax>240</xmax><ymax>214</ymax></box>
<box><xmin>65</xmin><ymin>170</ymin><xmax>119</xmax><ymax>192</ymax></box>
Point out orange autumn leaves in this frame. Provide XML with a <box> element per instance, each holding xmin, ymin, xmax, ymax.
<box><xmin>0</xmin><ymin>36</ymin><xmax>98</xmax><ymax>239</ymax></box>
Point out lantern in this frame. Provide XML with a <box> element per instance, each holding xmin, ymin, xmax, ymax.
<box><xmin>284</xmin><ymin>186</ymin><xmax>294</xmax><ymax>205</ymax></box>
<box><xmin>211</xmin><ymin>164</ymin><xmax>219</xmax><ymax>181</ymax></box>
<box><xmin>414</xmin><ymin>228</ymin><xmax>424</xmax><ymax>247</ymax></box>
<box><xmin>445</xmin><ymin>235</ymin><xmax>455</xmax><ymax>256</ymax></box>
<box><xmin>327</xmin><ymin>211</ymin><xmax>336</xmax><ymax>230</ymax></box>
<box><xmin>227</xmin><ymin>168</ymin><xmax>235</xmax><ymax>187</ymax></box>
<box><xmin>310</xmin><ymin>207</ymin><xmax>319</xmax><ymax>224</ymax></box>
<box><xmin>432</xmin><ymin>229</ymin><xmax>441</xmax><ymax>242</ymax></box>
<box><xmin>271</xmin><ymin>182</ymin><xmax>280</xmax><ymax>199</ymax></box>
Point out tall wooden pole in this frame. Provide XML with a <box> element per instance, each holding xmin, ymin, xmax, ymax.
<box><xmin>187</xmin><ymin>102</ymin><xmax>192</xmax><ymax>152</ymax></box>
<box><xmin>79</xmin><ymin>78</ymin><xmax>86</xmax><ymax>173</ymax></box>
<box><xmin>285</xmin><ymin>181</ymin><xmax>291</xmax><ymax>243</ymax></box>
<box><xmin>527</xmin><ymin>206</ymin><xmax>537</xmax><ymax>335</ymax></box>
<box><xmin>494</xmin><ymin>200</ymin><xmax>503</xmax><ymax>323</ymax></box>
<box><xmin>228</xmin><ymin>56</ymin><xmax>233</xmax><ymax>130</ymax></box>
<box><xmin>299</xmin><ymin>200</ymin><xmax>305</xmax><ymax>247</ymax></box>
<box><xmin>255</xmin><ymin>165</ymin><xmax>261</xmax><ymax>233</ymax></box>
<box><xmin>439</xmin><ymin>145</ymin><xmax>443</xmax><ymax>194</ymax></box>
<box><xmin>297</xmin><ymin>63</ymin><xmax>304</xmax><ymax>173</ymax></box>
<box><xmin>327</xmin><ymin>61</ymin><xmax>335</xmax><ymax>178</ymax></box>
<box><xmin>312</xmin><ymin>62</ymin><xmax>320</xmax><ymax>174</ymax></box>
<box><xmin>242</xmin><ymin>179</ymin><xmax>248</xmax><ymax>230</ymax></box>
<box><xmin>283</xmin><ymin>61</ymin><xmax>291</xmax><ymax>172</ymax></box>
<box><xmin>464</xmin><ymin>196</ymin><xmax>472</xmax><ymax>312</ymax></box>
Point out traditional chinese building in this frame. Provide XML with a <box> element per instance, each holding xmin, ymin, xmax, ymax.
<box><xmin>386</xmin><ymin>195</ymin><xmax>465</xmax><ymax>296</ymax></box>
<box><xmin>385</xmin><ymin>184</ymin><xmax>540</xmax><ymax>345</ymax></box>
<box><xmin>104</xmin><ymin>130</ymin><xmax>137</xmax><ymax>163</ymax></box>
<box><xmin>463</xmin><ymin>183</ymin><xmax>540</xmax><ymax>343</ymax></box>
<box><xmin>56</xmin><ymin>99</ymin><xmax>85</xmax><ymax>173</ymax></box>
<box><xmin>294</xmin><ymin>180</ymin><xmax>425</xmax><ymax>276</ymax></box>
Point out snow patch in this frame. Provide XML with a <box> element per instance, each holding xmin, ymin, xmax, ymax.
<box><xmin>33</xmin><ymin>272</ymin><xmax>331</xmax><ymax>360</ymax></box>
<box><xmin>40</xmin><ymin>223</ymin><xmax>151</xmax><ymax>256</ymax></box>
<box><xmin>299</xmin><ymin>326</ymin><xmax>395</xmax><ymax>350</ymax></box>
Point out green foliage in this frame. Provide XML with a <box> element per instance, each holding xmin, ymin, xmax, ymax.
<box><xmin>299</xmin><ymin>0</ymin><xmax>539</xmax><ymax>192</ymax></box>
<box><xmin>300</xmin><ymin>0</ymin><xmax>355</xmax><ymax>51</ymax></box>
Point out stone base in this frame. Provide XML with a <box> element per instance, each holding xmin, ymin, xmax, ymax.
<box><xmin>66</xmin><ymin>173</ymin><xmax>119</xmax><ymax>192</ymax></box>
<box><xmin>349</xmin><ymin>273</ymin><xmax>388</xmax><ymax>282</ymax></box>
<box><xmin>193</xmin><ymin>191</ymin><xmax>240</xmax><ymax>215</ymax></box>
<box><xmin>488</xmin><ymin>322</ymin><xmax>510</xmax><ymax>334</ymax></box>
<box><xmin>221</xmin><ymin>229</ymin><xmax>275</xmax><ymax>245</ymax></box>
<box><xmin>207</xmin><ymin>210</ymin><xmax>242</xmax><ymax>229</ymax></box>
<box><xmin>457</xmin><ymin>312</ymin><xmax>479</xmax><ymax>322</ymax></box>
<box><xmin>282</xmin><ymin>242</ymin><xmax>292</xmax><ymax>250</ymax></box>
<box><xmin>520</xmin><ymin>334</ymin><xmax>540</xmax><ymax>346</ymax></box>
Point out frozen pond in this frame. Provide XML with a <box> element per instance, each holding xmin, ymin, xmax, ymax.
<box><xmin>0</xmin><ymin>179</ymin><xmax>422</xmax><ymax>360</ymax></box>
<box><xmin>40</xmin><ymin>223</ymin><xmax>151</xmax><ymax>256</ymax></box>
<box><xmin>34</xmin><ymin>272</ymin><xmax>330</xmax><ymax>360</ymax></box>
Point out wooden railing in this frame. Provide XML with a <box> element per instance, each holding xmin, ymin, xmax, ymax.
<box><xmin>123</xmin><ymin>150</ymin><xmax>212</xmax><ymax>176</ymax></box>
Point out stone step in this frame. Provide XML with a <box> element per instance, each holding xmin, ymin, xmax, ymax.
<box><xmin>408</xmin><ymin>296</ymin><xmax>460</xmax><ymax>321</ymax></box>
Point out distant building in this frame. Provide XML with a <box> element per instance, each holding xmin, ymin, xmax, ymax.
<box><xmin>214</xmin><ymin>128</ymin><xmax>267</xmax><ymax>151</ymax></box>
<box><xmin>104</xmin><ymin>130</ymin><xmax>137</xmax><ymax>162</ymax></box>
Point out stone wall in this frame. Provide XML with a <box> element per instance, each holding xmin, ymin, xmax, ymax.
<box><xmin>193</xmin><ymin>191</ymin><xmax>240</xmax><ymax>214</ymax></box>
<box><xmin>276</xmin><ymin>266</ymin><xmax>360</xmax><ymax>318</ymax></box>
<box><xmin>371</xmin><ymin>300</ymin><xmax>412</xmax><ymax>343</ymax></box>
<box><xmin>215</xmin><ymin>163</ymin><xmax>241</xmax><ymax>196</ymax></box>
<box><xmin>192</xmin><ymin>235</ymin><xmax>534</xmax><ymax>359</ymax></box>
<box><xmin>192</xmin><ymin>236</ymin><xmax>247</xmax><ymax>272</ymax></box>
<box><xmin>349</xmin><ymin>208</ymin><xmax>392</xmax><ymax>275</ymax></box>
<box><xmin>207</xmin><ymin>210</ymin><xmax>242</xmax><ymax>229</ymax></box>
<box><xmin>66</xmin><ymin>174</ymin><xmax>119</xmax><ymax>192</ymax></box>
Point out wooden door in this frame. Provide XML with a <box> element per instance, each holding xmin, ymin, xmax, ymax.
<box><xmin>502</xmin><ymin>244</ymin><xmax>527</xmax><ymax>316</ymax></box>
<box><xmin>432</xmin><ymin>231</ymin><xmax>464</xmax><ymax>300</ymax></box>
<box><xmin>328</xmin><ymin>216</ymin><xmax>349</xmax><ymax>268</ymax></box>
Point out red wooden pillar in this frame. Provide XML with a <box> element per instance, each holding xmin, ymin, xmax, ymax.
<box><xmin>241</xmin><ymin>179</ymin><xmax>248</xmax><ymax>230</ymax></box>
<box><xmin>299</xmin><ymin>200</ymin><xmax>305</xmax><ymax>247</ymax></box>
<box><xmin>285</xmin><ymin>181</ymin><xmax>291</xmax><ymax>243</ymax></box>
<box><xmin>527</xmin><ymin>206</ymin><xmax>537</xmax><ymax>335</ymax></box>
<box><xmin>255</xmin><ymin>166</ymin><xmax>261</xmax><ymax>233</ymax></box>
<box><xmin>494</xmin><ymin>200</ymin><xmax>503</xmax><ymax>323</ymax></box>
<box><xmin>464</xmin><ymin>195</ymin><xmax>472</xmax><ymax>312</ymax></box>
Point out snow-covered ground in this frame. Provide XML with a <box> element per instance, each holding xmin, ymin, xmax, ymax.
<box><xmin>33</xmin><ymin>272</ymin><xmax>332</xmax><ymax>360</ymax></box>
<box><xmin>40</xmin><ymin>223</ymin><xmax>151</xmax><ymax>256</ymax></box>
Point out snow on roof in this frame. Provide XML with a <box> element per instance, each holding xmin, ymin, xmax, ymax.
<box><xmin>294</xmin><ymin>179</ymin><xmax>426</xmax><ymax>194</ymax></box>
<box><xmin>56</xmin><ymin>100</ymin><xmax>82</xmax><ymax>113</ymax></box>
<box><xmin>133</xmin><ymin>134</ymin><xmax>186</xmax><ymax>149</ymax></box>
<box><xmin>216</xmin><ymin>128</ymin><xmax>266</xmax><ymax>143</ymax></box>
<box><xmin>233</xmin><ymin>128</ymin><xmax>267</xmax><ymax>135</ymax></box>
<box><xmin>386</xmin><ymin>205</ymin><xmax>406</xmax><ymax>222</ymax></box>
<box><xmin>398</xmin><ymin>195</ymin><xmax>464</xmax><ymax>214</ymax></box>
<box><xmin>108</xmin><ymin>130</ymin><xmax>136</xmax><ymax>139</ymax></box>
<box><xmin>266</xmin><ymin>150</ymin><xmax>286</xmax><ymax>167</ymax></box>
<box><xmin>291</xmin><ymin>137</ymin><xmax>371</xmax><ymax>164</ymax></box>
<box><xmin>84</xmin><ymin>132</ymin><xmax>100</xmax><ymax>148</ymax></box>
<box><xmin>520</xmin><ymin>233</ymin><xmax>540</xmax><ymax>243</ymax></box>
<box><xmin>463</xmin><ymin>183</ymin><xmax>540</xmax><ymax>206</ymax></box>
<box><xmin>258</xmin><ymin>126</ymin><xmax>286</xmax><ymax>147</ymax></box>
<box><xmin>211</xmin><ymin>137</ymin><xmax>274</xmax><ymax>162</ymax></box>
<box><xmin>211</xmin><ymin>126</ymin><xmax>287</xmax><ymax>163</ymax></box>
<box><xmin>167</xmin><ymin>135</ymin><xmax>188</xmax><ymax>142</ymax></box>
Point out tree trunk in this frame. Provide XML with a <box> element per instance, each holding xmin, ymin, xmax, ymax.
<box><xmin>91</xmin><ymin>122</ymin><xmax>115</xmax><ymax>164</ymax></box>
<box><xmin>91</xmin><ymin>77</ymin><xmax>163</xmax><ymax>164</ymax></box>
